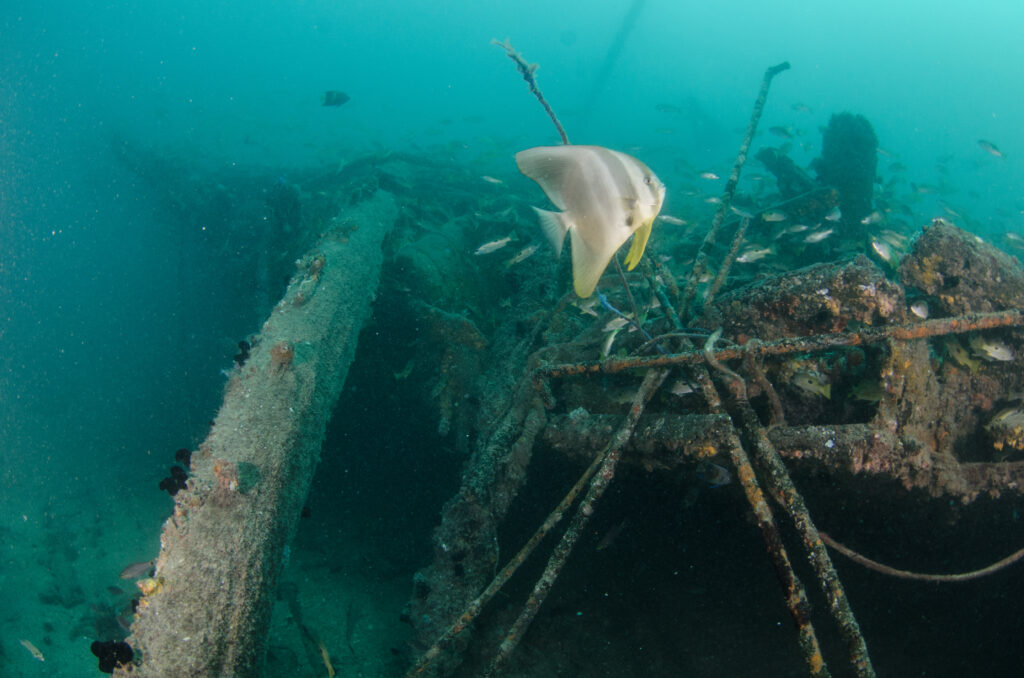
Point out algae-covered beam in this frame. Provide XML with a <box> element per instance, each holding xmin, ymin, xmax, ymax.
<box><xmin>117</xmin><ymin>192</ymin><xmax>398</xmax><ymax>677</ymax></box>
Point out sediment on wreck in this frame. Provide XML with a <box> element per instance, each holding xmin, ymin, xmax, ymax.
<box><xmin>116</xmin><ymin>192</ymin><xmax>397</xmax><ymax>677</ymax></box>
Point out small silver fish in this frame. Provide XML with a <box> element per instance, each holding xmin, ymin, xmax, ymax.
<box><xmin>878</xmin><ymin>229</ymin><xmax>909</xmax><ymax>247</ymax></box>
<box><xmin>791</xmin><ymin>103</ymin><xmax>812</xmax><ymax>113</ymax></box>
<box><xmin>871</xmin><ymin>239</ymin><xmax>896</xmax><ymax>264</ymax></box>
<box><xmin>704</xmin><ymin>196</ymin><xmax>722</xmax><ymax>204</ymax></box>
<box><xmin>657</xmin><ymin>214</ymin><xmax>687</xmax><ymax>225</ymax></box>
<box><xmin>699</xmin><ymin>171</ymin><xmax>720</xmax><ymax>180</ymax></box>
<box><xmin>474</xmin><ymin>235</ymin><xmax>515</xmax><ymax>255</ymax></box>
<box><xmin>824</xmin><ymin>206</ymin><xmax>842</xmax><ymax>222</ymax></box>
<box><xmin>20</xmin><ymin>639</ymin><xmax>45</xmax><ymax>662</ymax></box>
<box><xmin>910</xmin><ymin>301</ymin><xmax>929</xmax><ymax>319</ymax></box>
<box><xmin>861</xmin><ymin>211</ymin><xmax>885</xmax><ymax>226</ymax></box>
<box><xmin>1004</xmin><ymin>232</ymin><xmax>1024</xmax><ymax>250</ymax></box>
<box><xmin>670</xmin><ymin>379</ymin><xmax>695</xmax><ymax>396</ymax></box>
<box><xmin>804</xmin><ymin>228</ymin><xmax>834</xmax><ymax>243</ymax></box>
<box><xmin>503</xmin><ymin>243</ymin><xmax>538</xmax><ymax>268</ymax></box>
<box><xmin>988</xmin><ymin>408</ymin><xmax>1024</xmax><ymax>430</ymax></box>
<box><xmin>730</xmin><ymin>205</ymin><xmax>755</xmax><ymax>219</ymax></box>
<box><xmin>120</xmin><ymin>559</ymin><xmax>155</xmax><ymax>580</ymax></box>
<box><xmin>574</xmin><ymin>296</ymin><xmax>600</xmax><ymax>317</ymax></box>
<box><xmin>736</xmin><ymin>247</ymin><xmax>772</xmax><ymax>263</ymax></box>
<box><xmin>978</xmin><ymin>139</ymin><xmax>1003</xmax><ymax>158</ymax></box>
<box><xmin>761</xmin><ymin>210</ymin><xmax>788</xmax><ymax>222</ymax></box>
<box><xmin>603</xmin><ymin>316</ymin><xmax>629</xmax><ymax>332</ymax></box>
<box><xmin>481</xmin><ymin>175</ymin><xmax>504</xmax><ymax>184</ymax></box>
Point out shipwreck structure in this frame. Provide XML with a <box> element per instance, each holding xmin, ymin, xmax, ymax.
<box><xmin>112</xmin><ymin>60</ymin><xmax>1024</xmax><ymax>677</ymax></box>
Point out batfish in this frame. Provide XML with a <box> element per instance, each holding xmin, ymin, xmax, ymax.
<box><xmin>515</xmin><ymin>145</ymin><xmax>665</xmax><ymax>297</ymax></box>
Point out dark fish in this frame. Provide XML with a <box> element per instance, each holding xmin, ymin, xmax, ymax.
<box><xmin>321</xmin><ymin>91</ymin><xmax>350</xmax><ymax>107</ymax></box>
<box><xmin>696</xmin><ymin>461</ymin><xmax>732</xmax><ymax>487</ymax></box>
<box><xmin>106</xmin><ymin>586</ymin><xmax>125</xmax><ymax>596</ymax></box>
<box><xmin>977</xmin><ymin>139</ymin><xmax>1003</xmax><ymax>157</ymax></box>
<box><xmin>768</xmin><ymin>126</ymin><xmax>793</xmax><ymax>139</ymax></box>
<box><xmin>596</xmin><ymin>519</ymin><xmax>629</xmax><ymax>551</ymax></box>
<box><xmin>119</xmin><ymin>560</ymin><xmax>154</xmax><ymax>580</ymax></box>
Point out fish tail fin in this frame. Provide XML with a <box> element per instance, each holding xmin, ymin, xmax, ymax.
<box><xmin>533</xmin><ymin>207</ymin><xmax>570</xmax><ymax>258</ymax></box>
<box><xmin>622</xmin><ymin>219</ymin><xmax>654</xmax><ymax>270</ymax></box>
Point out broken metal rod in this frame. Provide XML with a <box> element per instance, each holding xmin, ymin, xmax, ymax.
<box><xmin>483</xmin><ymin>368</ymin><xmax>669</xmax><ymax>677</ymax></box>
<box><xmin>728</xmin><ymin>396</ymin><xmax>876</xmax><ymax>677</ymax></box>
<box><xmin>492</xmin><ymin>39</ymin><xmax>570</xmax><ymax>145</ymax></box>
<box><xmin>406</xmin><ymin>438</ymin><xmax>607</xmax><ymax>676</ymax></box>
<box><xmin>698</xmin><ymin>371</ymin><xmax>831</xmax><ymax>677</ymax></box>
<box><xmin>705</xmin><ymin>215</ymin><xmax>751</xmax><ymax>309</ymax></box>
<box><xmin>679</xmin><ymin>60</ymin><xmax>790</xmax><ymax>320</ymax></box>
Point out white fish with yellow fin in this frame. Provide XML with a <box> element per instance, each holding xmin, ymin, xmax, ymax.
<box><xmin>515</xmin><ymin>145</ymin><xmax>666</xmax><ymax>297</ymax></box>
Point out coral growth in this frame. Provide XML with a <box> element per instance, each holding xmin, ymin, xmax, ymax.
<box><xmin>212</xmin><ymin>458</ymin><xmax>240</xmax><ymax>492</ymax></box>
<box><xmin>269</xmin><ymin>341</ymin><xmax>295</xmax><ymax>374</ymax></box>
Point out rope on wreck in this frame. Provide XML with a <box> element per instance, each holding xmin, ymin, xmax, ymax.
<box><xmin>679</xmin><ymin>61</ymin><xmax>790</xmax><ymax>321</ymax></box>
<box><xmin>820</xmin><ymin>532</ymin><xmax>1024</xmax><ymax>583</ymax></box>
<box><xmin>483</xmin><ymin>368</ymin><xmax>670</xmax><ymax>677</ymax></box>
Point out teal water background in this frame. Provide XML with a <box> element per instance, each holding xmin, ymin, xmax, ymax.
<box><xmin>2</xmin><ymin>1</ymin><xmax>1023</xmax><ymax>674</ymax></box>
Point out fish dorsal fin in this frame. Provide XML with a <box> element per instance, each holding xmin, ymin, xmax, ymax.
<box><xmin>622</xmin><ymin>218</ymin><xmax>654</xmax><ymax>270</ymax></box>
<box><xmin>533</xmin><ymin>207</ymin><xmax>571</xmax><ymax>257</ymax></box>
<box><xmin>515</xmin><ymin>147</ymin><xmax>581</xmax><ymax>211</ymax></box>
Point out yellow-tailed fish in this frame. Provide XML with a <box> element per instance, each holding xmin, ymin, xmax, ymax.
<box><xmin>515</xmin><ymin>145</ymin><xmax>665</xmax><ymax>297</ymax></box>
<box><xmin>792</xmin><ymin>370</ymin><xmax>831</xmax><ymax>399</ymax></box>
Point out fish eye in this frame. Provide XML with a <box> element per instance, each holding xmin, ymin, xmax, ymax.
<box><xmin>643</xmin><ymin>176</ymin><xmax>652</xmax><ymax>186</ymax></box>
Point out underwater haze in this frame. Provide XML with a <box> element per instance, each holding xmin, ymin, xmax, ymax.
<box><xmin>2</xmin><ymin>0</ymin><xmax>1024</xmax><ymax>675</ymax></box>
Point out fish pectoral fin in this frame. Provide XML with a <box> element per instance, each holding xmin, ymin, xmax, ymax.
<box><xmin>569</xmin><ymin>227</ymin><xmax>613</xmax><ymax>298</ymax></box>
<box><xmin>622</xmin><ymin>219</ymin><xmax>654</xmax><ymax>270</ymax></box>
<box><xmin>533</xmin><ymin>207</ymin><xmax>571</xmax><ymax>257</ymax></box>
